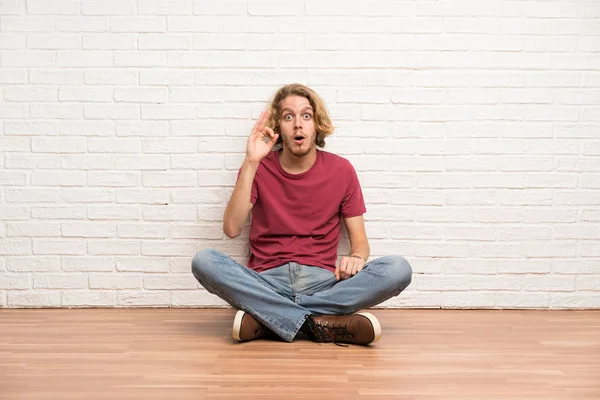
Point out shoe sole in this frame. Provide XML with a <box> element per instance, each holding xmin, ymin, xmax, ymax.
<box><xmin>356</xmin><ymin>312</ymin><xmax>382</xmax><ymax>343</ymax></box>
<box><xmin>232</xmin><ymin>310</ymin><xmax>245</xmax><ymax>341</ymax></box>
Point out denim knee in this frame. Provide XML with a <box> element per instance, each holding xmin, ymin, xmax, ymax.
<box><xmin>191</xmin><ymin>248</ymin><xmax>219</xmax><ymax>279</ymax></box>
<box><xmin>383</xmin><ymin>255</ymin><xmax>413</xmax><ymax>291</ymax></box>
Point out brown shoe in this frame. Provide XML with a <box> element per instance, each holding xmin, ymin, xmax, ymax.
<box><xmin>232</xmin><ymin>310</ymin><xmax>273</xmax><ymax>342</ymax></box>
<box><xmin>305</xmin><ymin>312</ymin><xmax>382</xmax><ymax>346</ymax></box>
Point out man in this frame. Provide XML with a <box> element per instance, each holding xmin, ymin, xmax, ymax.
<box><xmin>191</xmin><ymin>83</ymin><xmax>412</xmax><ymax>346</ymax></box>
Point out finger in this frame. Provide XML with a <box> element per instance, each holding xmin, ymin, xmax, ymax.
<box><xmin>357</xmin><ymin>261</ymin><xmax>366</xmax><ymax>273</ymax></box>
<box><xmin>257</xmin><ymin>109</ymin><xmax>271</xmax><ymax>132</ymax></box>
<box><xmin>254</xmin><ymin>110</ymin><xmax>270</xmax><ymax>134</ymax></box>
<box><xmin>349</xmin><ymin>259</ymin><xmax>359</xmax><ymax>277</ymax></box>
<box><xmin>340</xmin><ymin>257</ymin><xmax>349</xmax><ymax>280</ymax></box>
<box><xmin>334</xmin><ymin>263</ymin><xmax>340</xmax><ymax>281</ymax></box>
<box><xmin>265</xmin><ymin>126</ymin><xmax>275</xmax><ymax>138</ymax></box>
<box><xmin>251</xmin><ymin>111</ymin><xmax>265</xmax><ymax>133</ymax></box>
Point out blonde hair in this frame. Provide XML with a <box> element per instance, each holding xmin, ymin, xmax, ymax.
<box><xmin>267</xmin><ymin>83</ymin><xmax>334</xmax><ymax>148</ymax></box>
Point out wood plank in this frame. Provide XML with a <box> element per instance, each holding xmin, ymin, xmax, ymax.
<box><xmin>0</xmin><ymin>309</ymin><xmax>598</xmax><ymax>399</ymax></box>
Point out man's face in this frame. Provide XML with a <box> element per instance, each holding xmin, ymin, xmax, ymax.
<box><xmin>278</xmin><ymin>95</ymin><xmax>317</xmax><ymax>157</ymax></box>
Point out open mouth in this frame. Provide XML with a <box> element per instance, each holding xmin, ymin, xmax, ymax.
<box><xmin>293</xmin><ymin>135</ymin><xmax>305</xmax><ymax>145</ymax></box>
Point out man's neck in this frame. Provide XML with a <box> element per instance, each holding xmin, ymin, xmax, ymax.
<box><xmin>279</xmin><ymin>148</ymin><xmax>317</xmax><ymax>174</ymax></box>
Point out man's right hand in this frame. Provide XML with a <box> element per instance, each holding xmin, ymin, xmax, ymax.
<box><xmin>246</xmin><ymin>110</ymin><xmax>278</xmax><ymax>165</ymax></box>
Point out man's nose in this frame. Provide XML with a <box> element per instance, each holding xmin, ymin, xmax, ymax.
<box><xmin>294</xmin><ymin>116</ymin><xmax>303</xmax><ymax>127</ymax></box>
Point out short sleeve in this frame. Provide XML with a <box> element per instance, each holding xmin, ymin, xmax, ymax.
<box><xmin>236</xmin><ymin>168</ymin><xmax>258</xmax><ymax>205</ymax></box>
<box><xmin>340</xmin><ymin>163</ymin><xmax>366</xmax><ymax>218</ymax></box>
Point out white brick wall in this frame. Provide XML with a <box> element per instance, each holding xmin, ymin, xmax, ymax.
<box><xmin>1</xmin><ymin>0</ymin><xmax>599</xmax><ymax>309</ymax></box>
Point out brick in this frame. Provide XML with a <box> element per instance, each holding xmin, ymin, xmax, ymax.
<box><xmin>111</xmin><ymin>16</ymin><xmax>166</xmax><ymax>33</ymax></box>
<box><xmin>87</xmin><ymin>205</ymin><xmax>141</xmax><ymax>220</ymax></box>
<box><xmin>417</xmin><ymin>275</ymin><xmax>470</xmax><ymax>291</ymax></box>
<box><xmin>143</xmin><ymin>205</ymin><xmax>196</xmax><ymax>221</ymax></box>
<box><xmin>27</xmin><ymin>34</ymin><xmax>81</xmax><ymax>49</ymax></box>
<box><xmin>170</xmin><ymin>188</ymin><xmax>223</xmax><ymax>204</ymax></box>
<box><xmin>4</xmin><ymin>86</ymin><xmax>57</xmax><ymax>101</ymax></box>
<box><xmin>61</xmin><ymin>222</ymin><xmax>116</xmax><ymax>238</ymax></box>
<box><xmin>142</xmin><ymin>138</ymin><xmax>197</xmax><ymax>153</ymax></box>
<box><xmin>7</xmin><ymin>222</ymin><xmax>60</xmax><ymax>237</ymax></box>
<box><xmin>84</xmin><ymin>69</ymin><xmax>137</xmax><ymax>85</ymax></box>
<box><xmin>193</xmin><ymin>0</ymin><xmax>245</xmax><ymax>15</ymax></box>
<box><xmin>170</xmin><ymin>224</ymin><xmax>222</xmax><ymax>239</ymax></box>
<box><xmin>140</xmin><ymin>69</ymin><xmax>193</xmax><ymax>85</ymax></box>
<box><xmin>114</xmin><ymin>87</ymin><xmax>168</xmax><ymax>103</ymax></box>
<box><xmin>118</xmin><ymin>291</ymin><xmax>170</xmax><ymax>307</ymax></box>
<box><xmin>2</xmin><ymin>16</ymin><xmax>53</xmax><ymax>31</ymax></box>
<box><xmin>82</xmin><ymin>0</ymin><xmax>135</xmax><ymax>15</ymax></box>
<box><xmin>523</xmin><ymin>275</ymin><xmax>575</xmax><ymax>292</ymax></box>
<box><xmin>550</xmin><ymin>293</ymin><xmax>600</xmax><ymax>309</ymax></box>
<box><xmin>5</xmin><ymin>121</ymin><xmax>59</xmax><ymax>136</ymax></box>
<box><xmin>0</xmin><ymin>172</ymin><xmax>27</xmax><ymax>186</ymax></box>
<box><xmin>0</xmin><ymin>273</ymin><xmax>30</xmax><ymax>289</ymax></box>
<box><xmin>34</xmin><ymin>273</ymin><xmax>86</xmax><ymax>289</ymax></box>
<box><xmin>116</xmin><ymin>122</ymin><xmax>169</xmax><ymax>137</ymax></box>
<box><xmin>87</xmin><ymin>171</ymin><xmax>139</xmax><ymax>187</ymax></box>
<box><xmin>0</xmin><ymin>239</ymin><xmax>30</xmax><ymax>255</ymax></box>
<box><xmin>138</xmin><ymin>0</ymin><xmax>192</xmax><ymax>14</ymax></box>
<box><xmin>83</xmin><ymin>34</ymin><xmax>134</xmax><ymax>50</ymax></box>
<box><xmin>114</xmin><ymin>51</ymin><xmax>167</xmax><ymax>67</ymax></box>
<box><xmin>89</xmin><ymin>273</ymin><xmax>142</xmax><ymax>289</ymax></box>
<box><xmin>116</xmin><ymin>257</ymin><xmax>169</xmax><ymax>273</ymax></box>
<box><xmin>495</xmin><ymin>292</ymin><xmax>549</xmax><ymax>309</ymax></box>
<box><xmin>31</xmin><ymin>171</ymin><xmax>85</xmax><ymax>186</ymax></box>
<box><xmin>56</xmin><ymin>51</ymin><xmax>113</xmax><ymax>67</ymax></box>
<box><xmin>62</xmin><ymin>290</ymin><xmax>115</xmax><ymax>307</ymax></box>
<box><xmin>115</xmin><ymin>155</ymin><xmax>169</xmax><ymax>170</ymax></box>
<box><xmin>115</xmin><ymin>189</ymin><xmax>169</xmax><ymax>205</ymax></box>
<box><xmin>140</xmin><ymin>241</ymin><xmax>198</xmax><ymax>256</ymax></box>
<box><xmin>8</xmin><ymin>291</ymin><xmax>61</xmax><ymax>307</ymax></box>
<box><xmin>62</xmin><ymin>257</ymin><xmax>115</xmax><ymax>272</ymax></box>
<box><xmin>7</xmin><ymin>257</ymin><xmax>61</xmax><ymax>272</ymax></box>
<box><xmin>60</xmin><ymin>155</ymin><xmax>113</xmax><ymax>171</ymax></box>
<box><xmin>442</xmin><ymin>292</ymin><xmax>495</xmax><ymax>309</ymax></box>
<box><xmin>141</xmin><ymin>104</ymin><xmax>196</xmax><ymax>120</ymax></box>
<box><xmin>117</xmin><ymin>223</ymin><xmax>169</xmax><ymax>239</ymax></box>
<box><xmin>61</xmin><ymin>188</ymin><xmax>115</xmax><ymax>203</ymax></box>
<box><xmin>59</xmin><ymin>87</ymin><xmax>113</xmax><ymax>102</ymax></box>
<box><xmin>60</xmin><ymin>121</ymin><xmax>115</xmax><ymax>136</ymax></box>
<box><xmin>87</xmin><ymin>240</ymin><xmax>139</xmax><ymax>255</ymax></box>
<box><xmin>144</xmin><ymin>274</ymin><xmax>197</xmax><ymax>290</ymax></box>
<box><xmin>33</xmin><ymin>240</ymin><xmax>86</xmax><ymax>255</ymax></box>
<box><xmin>55</xmin><ymin>16</ymin><xmax>108</xmax><ymax>32</ymax></box>
<box><xmin>0</xmin><ymin>104</ymin><xmax>30</xmax><ymax>118</ymax></box>
<box><xmin>87</xmin><ymin>137</ymin><xmax>142</xmax><ymax>153</ymax></box>
<box><xmin>0</xmin><ymin>69</ymin><xmax>27</xmax><ymax>84</ymax></box>
<box><xmin>31</xmin><ymin>102</ymin><xmax>84</xmax><ymax>118</ymax></box>
<box><xmin>0</xmin><ymin>0</ymin><xmax>24</xmax><ymax>14</ymax></box>
<box><xmin>84</xmin><ymin>104</ymin><xmax>140</xmax><ymax>120</ymax></box>
<box><xmin>171</xmin><ymin>154</ymin><xmax>224</xmax><ymax>171</ymax></box>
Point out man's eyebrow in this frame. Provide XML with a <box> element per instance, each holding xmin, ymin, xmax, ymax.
<box><xmin>281</xmin><ymin>106</ymin><xmax>313</xmax><ymax>113</ymax></box>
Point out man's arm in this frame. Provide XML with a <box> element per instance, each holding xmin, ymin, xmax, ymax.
<box><xmin>222</xmin><ymin>110</ymin><xmax>278</xmax><ymax>238</ymax></box>
<box><xmin>335</xmin><ymin>215</ymin><xmax>370</xmax><ymax>280</ymax></box>
<box><xmin>222</xmin><ymin>160</ymin><xmax>257</xmax><ymax>238</ymax></box>
<box><xmin>345</xmin><ymin>215</ymin><xmax>370</xmax><ymax>261</ymax></box>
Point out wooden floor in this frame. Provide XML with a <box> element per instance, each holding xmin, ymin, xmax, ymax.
<box><xmin>0</xmin><ymin>309</ymin><xmax>599</xmax><ymax>400</ymax></box>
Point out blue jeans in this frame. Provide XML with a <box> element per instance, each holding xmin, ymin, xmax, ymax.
<box><xmin>191</xmin><ymin>249</ymin><xmax>413</xmax><ymax>342</ymax></box>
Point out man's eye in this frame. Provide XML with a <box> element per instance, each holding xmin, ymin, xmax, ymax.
<box><xmin>303</xmin><ymin>113</ymin><xmax>312</xmax><ymax>119</ymax></box>
<box><xmin>284</xmin><ymin>115</ymin><xmax>292</xmax><ymax>121</ymax></box>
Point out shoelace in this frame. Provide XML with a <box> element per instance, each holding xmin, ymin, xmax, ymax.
<box><xmin>309</xmin><ymin>320</ymin><xmax>353</xmax><ymax>347</ymax></box>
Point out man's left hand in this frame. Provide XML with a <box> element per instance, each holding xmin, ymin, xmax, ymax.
<box><xmin>335</xmin><ymin>255</ymin><xmax>365</xmax><ymax>281</ymax></box>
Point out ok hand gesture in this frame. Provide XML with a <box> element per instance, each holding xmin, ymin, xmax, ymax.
<box><xmin>246</xmin><ymin>110</ymin><xmax>278</xmax><ymax>164</ymax></box>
